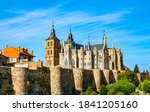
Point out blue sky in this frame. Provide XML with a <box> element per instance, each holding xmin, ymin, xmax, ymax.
<box><xmin>0</xmin><ymin>0</ymin><xmax>150</xmax><ymax>72</ymax></box>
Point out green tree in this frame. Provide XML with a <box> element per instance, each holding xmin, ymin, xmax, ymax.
<box><xmin>80</xmin><ymin>86</ymin><xmax>97</xmax><ymax>95</ymax></box>
<box><xmin>106</xmin><ymin>80</ymin><xmax>136</xmax><ymax>95</ymax></box>
<box><xmin>134</xmin><ymin>64</ymin><xmax>140</xmax><ymax>73</ymax></box>
<box><xmin>146</xmin><ymin>70</ymin><xmax>149</xmax><ymax>75</ymax></box>
<box><xmin>99</xmin><ymin>85</ymin><xmax>108</xmax><ymax>95</ymax></box>
<box><xmin>118</xmin><ymin>70</ymin><xmax>137</xmax><ymax>85</ymax></box>
<box><xmin>138</xmin><ymin>80</ymin><xmax>150</xmax><ymax>93</ymax></box>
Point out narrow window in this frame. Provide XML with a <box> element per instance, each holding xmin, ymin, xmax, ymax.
<box><xmin>47</xmin><ymin>50</ymin><xmax>49</xmax><ymax>55</ymax></box>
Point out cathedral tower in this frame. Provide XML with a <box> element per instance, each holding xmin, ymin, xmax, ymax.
<box><xmin>44</xmin><ymin>21</ymin><xmax>60</xmax><ymax>67</ymax></box>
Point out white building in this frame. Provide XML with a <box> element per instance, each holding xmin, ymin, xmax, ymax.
<box><xmin>59</xmin><ymin>29</ymin><xmax>123</xmax><ymax>70</ymax></box>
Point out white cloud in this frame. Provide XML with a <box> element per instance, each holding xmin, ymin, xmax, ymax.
<box><xmin>0</xmin><ymin>7</ymin><xmax>130</xmax><ymax>43</ymax></box>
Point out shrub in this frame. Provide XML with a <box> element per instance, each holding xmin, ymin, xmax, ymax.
<box><xmin>118</xmin><ymin>70</ymin><xmax>137</xmax><ymax>85</ymax></box>
<box><xmin>131</xmin><ymin>91</ymin><xmax>140</xmax><ymax>95</ymax></box>
<box><xmin>116</xmin><ymin>92</ymin><xmax>125</xmax><ymax>95</ymax></box>
<box><xmin>80</xmin><ymin>86</ymin><xmax>97</xmax><ymax>95</ymax></box>
<box><xmin>99</xmin><ymin>85</ymin><xmax>108</xmax><ymax>95</ymax></box>
<box><xmin>138</xmin><ymin>80</ymin><xmax>150</xmax><ymax>93</ymax></box>
<box><xmin>107</xmin><ymin>80</ymin><xmax>136</xmax><ymax>95</ymax></box>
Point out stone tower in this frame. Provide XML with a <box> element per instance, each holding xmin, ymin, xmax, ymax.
<box><xmin>44</xmin><ymin>21</ymin><xmax>60</xmax><ymax>67</ymax></box>
<box><xmin>102</xmin><ymin>30</ymin><xmax>109</xmax><ymax>69</ymax></box>
<box><xmin>116</xmin><ymin>48</ymin><xmax>124</xmax><ymax>71</ymax></box>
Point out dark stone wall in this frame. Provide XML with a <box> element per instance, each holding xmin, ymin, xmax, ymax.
<box><xmin>26</xmin><ymin>67</ymin><xmax>50</xmax><ymax>95</ymax></box>
<box><xmin>0</xmin><ymin>67</ymin><xmax>12</xmax><ymax>94</ymax></box>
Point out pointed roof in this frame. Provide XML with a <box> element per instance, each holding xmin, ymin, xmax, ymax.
<box><xmin>66</xmin><ymin>26</ymin><xmax>74</xmax><ymax>43</ymax></box>
<box><xmin>46</xmin><ymin>20</ymin><xmax>59</xmax><ymax>41</ymax></box>
<box><xmin>112</xmin><ymin>40</ymin><xmax>114</xmax><ymax>48</ymax></box>
<box><xmin>87</xmin><ymin>36</ymin><xmax>91</xmax><ymax>50</ymax></box>
<box><xmin>103</xmin><ymin>29</ymin><xmax>107</xmax><ymax>45</ymax></box>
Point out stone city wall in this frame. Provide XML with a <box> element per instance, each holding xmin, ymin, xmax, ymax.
<box><xmin>50</xmin><ymin>67</ymin><xmax>120</xmax><ymax>95</ymax></box>
<box><xmin>0</xmin><ymin>66</ymin><xmax>142</xmax><ymax>95</ymax></box>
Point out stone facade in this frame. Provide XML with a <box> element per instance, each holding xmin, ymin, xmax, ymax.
<box><xmin>59</xmin><ymin>30</ymin><xmax>124</xmax><ymax>70</ymax></box>
<box><xmin>0</xmin><ymin>66</ymin><xmax>143</xmax><ymax>95</ymax></box>
<box><xmin>108</xmin><ymin>44</ymin><xmax>124</xmax><ymax>71</ymax></box>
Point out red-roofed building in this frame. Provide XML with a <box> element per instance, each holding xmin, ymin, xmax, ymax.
<box><xmin>3</xmin><ymin>46</ymin><xmax>34</xmax><ymax>63</ymax></box>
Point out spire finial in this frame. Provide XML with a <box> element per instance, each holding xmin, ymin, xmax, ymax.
<box><xmin>112</xmin><ymin>39</ymin><xmax>114</xmax><ymax>48</ymax></box>
<box><xmin>70</xmin><ymin>25</ymin><xmax>72</xmax><ymax>33</ymax></box>
<box><xmin>88</xmin><ymin>36</ymin><xmax>90</xmax><ymax>42</ymax></box>
<box><xmin>84</xmin><ymin>42</ymin><xmax>86</xmax><ymax>50</ymax></box>
<box><xmin>88</xmin><ymin>36</ymin><xmax>91</xmax><ymax>50</ymax></box>
<box><xmin>103</xmin><ymin>29</ymin><xmax>105</xmax><ymax>36</ymax></box>
<box><xmin>102</xmin><ymin>29</ymin><xmax>107</xmax><ymax>45</ymax></box>
<box><xmin>52</xmin><ymin>20</ymin><xmax>54</xmax><ymax>28</ymax></box>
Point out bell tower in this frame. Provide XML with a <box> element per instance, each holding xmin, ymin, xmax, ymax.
<box><xmin>44</xmin><ymin>20</ymin><xmax>60</xmax><ymax>67</ymax></box>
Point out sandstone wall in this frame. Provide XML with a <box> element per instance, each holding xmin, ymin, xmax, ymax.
<box><xmin>11</xmin><ymin>67</ymin><xmax>27</xmax><ymax>95</ymax></box>
<box><xmin>11</xmin><ymin>67</ymin><xmax>50</xmax><ymax>95</ymax></box>
<box><xmin>0</xmin><ymin>66</ymin><xmax>142</xmax><ymax>95</ymax></box>
<box><xmin>50</xmin><ymin>67</ymin><xmax>121</xmax><ymax>95</ymax></box>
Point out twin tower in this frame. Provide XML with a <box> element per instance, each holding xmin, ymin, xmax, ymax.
<box><xmin>44</xmin><ymin>21</ymin><xmax>124</xmax><ymax>71</ymax></box>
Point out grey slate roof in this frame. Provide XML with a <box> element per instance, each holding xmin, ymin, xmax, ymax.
<box><xmin>85</xmin><ymin>44</ymin><xmax>104</xmax><ymax>50</ymax></box>
<box><xmin>45</xmin><ymin>36</ymin><xmax>60</xmax><ymax>41</ymax></box>
<box><xmin>74</xmin><ymin>43</ymin><xmax>83</xmax><ymax>49</ymax></box>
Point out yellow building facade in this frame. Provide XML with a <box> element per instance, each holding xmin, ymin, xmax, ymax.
<box><xmin>44</xmin><ymin>21</ymin><xmax>60</xmax><ymax>67</ymax></box>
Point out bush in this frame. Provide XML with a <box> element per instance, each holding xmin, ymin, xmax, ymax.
<box><xmin>138</xmin><ymin>80</ymin><xmax>150</xmax><ymax>93</ymax></box>
<box><xmin>80</xmin><ymin>86</ymin><xmax>97</xmax><ymax>95</ymax></box>
<box><xmin>107</xmin><ymin>80</ymin><xmax>136</xmax><ymax>95</ymax></box>
<box><xmin>116</xmin><ymin>92</ymin><xmax>125</xmax><ymax>95</ymax></box>
<box><xmin>99</xmin><ymin>85</ymin><xmax>108</xmax><ymax>95</ymax></box>
<box><xmin>131</xmin><ymin>91</ymin><xmax>140</xmax><ymax>95</ymax></box>
<box><xmin>118</xmin><ymin>70</ymin><xmax>137</xmax><ymax>85</ymax></box>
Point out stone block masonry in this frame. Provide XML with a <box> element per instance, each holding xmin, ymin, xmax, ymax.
<box><xmin>11</xmin><ymin>67</ymin><xmax>27</xmax><ymax>95</ymax></box>
<box><xmin>50</xmin><ymin>67</ymin><xmax>120</xmax><ymax>95</ymax></box>
<box><xmin>0</xmin><ymin>66</ymin><xmax>142</xmax><ymax>95</ymax></box>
